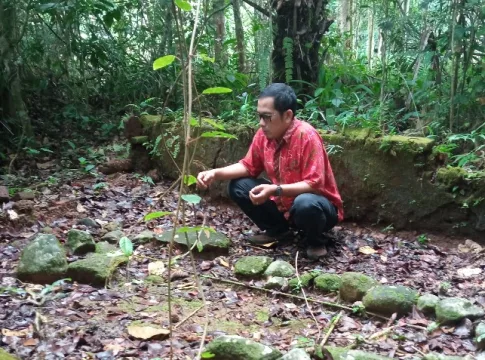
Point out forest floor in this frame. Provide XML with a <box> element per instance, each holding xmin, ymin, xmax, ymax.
<box><xmin>1</xmin><ymin>168</ymin><xmax>485</xmax><ymax>360</ymax></box>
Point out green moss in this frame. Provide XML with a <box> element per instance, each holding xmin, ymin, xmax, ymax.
<box><xmin>0</xmin><ymin>348</ymin><xmax>19</xmax><ymax>360</ymax></box>
<box><xmin>130</xmin><ymin>136</ymin><xmax>148</xmax><ymax>144</ymax></box>
<box><xmin>314</xmin><ymin>274</ymin><xmax>342</xmax><ymax>293</ymax></box>
<box><xmin>67</xmin><ymin>253</ymin><xmax>128</xmax><ymax>286</ymax></box>
<box><xmin>324</xmin><ymin>346</ymin><xmax>392</xmax><ymax>360</ymax></box>
<box><xmin>95</xmin><ymin>241</ymin><xmax>117</xmax><ymax>254</ymax></box>
<box><xmin>156</xmin><ymin>230</ymin><xmax>230</xmax><ymax>255</ymax></box>
<box><xmin>255</xmin><ymin>310</ymin><xmax>269</xmax><ymax>322</ymax></box>
<box><xmin>288</xmin><ymin>271</ymin><xmax>319</xmax><ymax>292</ymax></box>
<box><xmin>436</xmin><ymin>167</ymin><xmax>468</xmax><ymax>188</ymax></box>
<box><xmin>340</xmin><ymin>272</ymin><xmax>377</xmax><ymax>302</ymax></box>
<box><xmin>67</xmin><ymin>229</ymin><xmax>95</xmax><ymax>255</ymax></box>
<box><xmin>362</xmin><ymin>285</ymin><xmax>418</xmax><ymax>316</ymax></box>
<box><xmin>145</xmin><ymin>275</ymin><xmax>164</xmax><ymax>284</ymax></box>
<box><xmin>234</xmin><ymin>256</ymin><xmax>273</xmax><ymax>277</ymax></box>
<box><xmin>342</xmin><ymin>127</ymin><xmax>372</xmax><ymax>140</ymax></box>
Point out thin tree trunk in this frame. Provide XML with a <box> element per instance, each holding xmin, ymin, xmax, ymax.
<box><xmin>449</xmin><ymin>0</ymin><xmax>457</xmax><ymax>132</ymax></box>
<box><xmin>213</xmin><ymin>0</ymin><xmax>226</xmax><ymax>65</ymax></box>
<box><xmin>339</xmin><ymin>0</ymin><xmax>352</xmax><ymax>49</ymax></box>
<box><xmin>367</xmin><ymin>5</ymin><xmax>374</xmax><ymax>68</ymax></box>
<box><xmin>233</xmin><ymin>0</ymin><xmax>245</xmax><ymax>73</ymax></box>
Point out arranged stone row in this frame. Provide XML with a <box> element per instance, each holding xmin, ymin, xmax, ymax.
<box><xmin>202</xmin><ymin>334</ymin><xmax>474</xmax><ymax>360</ymax></box>
<box><xmin>233</xmin><ymin>256</ymin><xmax>485</xmax><ymax>352</ymax></box>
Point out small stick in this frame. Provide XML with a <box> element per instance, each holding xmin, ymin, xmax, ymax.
<box><xmin>174</xmin><ymin>304</ymin><xmax>205</xmax><ymax>330</ymax></box>
<box><xmin>320</xmin><ymin>310</ymin><xmax>344</xmax><ymax>346</ymax></box>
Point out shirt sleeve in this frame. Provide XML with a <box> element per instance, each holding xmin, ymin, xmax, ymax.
<box><xmin>300</xmin><ymin>130</ymin><xmax>326</xmax><ymax>190</ymax></box>
<box><xmin>239</xmin><ymin>130</ymin><xmax>265</xmax><ymax>178</ymax></box>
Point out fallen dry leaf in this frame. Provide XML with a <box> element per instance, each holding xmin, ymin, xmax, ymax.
<box><xmin>458</xmin><ymin>240</ymin><xmax>483</xmax><ymax>254</ymax></box>
<box><xmin>127</xmin><ymin>324</ymin><xmax>170</xmax><ymax>340</ymax></box>
<box><xmin>23</xmin><ymin>338</ymin><xmax>39</xmax><ymax>346</ymax></box>
<box><xmin>2</xmin><ymin>327</ymin><xmax>31</xmax><ymax>337</ymax></box>
<box><xmin>457</xmin><ymin>267</ymin><xmax>482</xmax><ymax>278</ymax></box>
<box><xmin>359</xmin><ymin>246</ymin><xmax>377</xmax><ymax>255</ymax></box>
<box><xmin>76</xmin><ymin>203</ymin><xmax>87</xmax><ymax>213</ymax></box>
<box><xmin>148</xmin><ymin>261</ymin><xmax>166</xmax><ymax>276</ymax></box>
<box><xmin>219</xmin><ymin>258</ymin><xmax>230</xmax><ymax>267</ymax></box>
<box><xmin>7</xmin><ymin>209</ymin><xmax>18</xmax><ymax>220</ymax></box>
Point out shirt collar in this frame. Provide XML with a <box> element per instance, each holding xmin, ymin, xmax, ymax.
<box><xmin>280</xmin><ymin>118</ymin><xmax>300</xmax><ymax>144</ymax></box>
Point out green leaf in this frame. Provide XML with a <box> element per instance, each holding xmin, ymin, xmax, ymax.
<box><xmin>85</xmin><ymin>164</ymin><xmax>95</xmax><ymax>171</ymax></box>
<box><xmin>184</xmin><ymin>175</ymin><xmax>197</xmax><ymax>186</ymax></box>
<box><xmin>200</xmin><ymin>53</ymin><xmax>215</xmax><ymax>63</ymax></box>
<box><xmin>201</xmin><ymin>131</ymin><xmax>237</xmax><ymax>140</ymax></box>
<box><xmin>201</xmin><ymin>351</ymin><xmax>216</xmax><ymax>359</ymax></box>
<box><xmin>153</xmin><ymin>55</ymin><xmax>176</xmax><ymax>70</ymax></box>
<box><xmin>181</xmin><ymin>194</ymin><xmax>202</xmax><ymax>204</ymax></box>
<box><xmin>144</xmin><ymin>211</ymin><xmax>172</xmax><ymax>221</ymax></box>
<box><xmin>119</xmin><ymin>236</ymin><xmax>133</xmax><ymax>256</ymax></box>
<box><xmin>175</xmin><ymin>0</ymin><xmax>191</xmax><ymax>11</ymax></box>
<box><xmin>190</xmin><ymin>117</ymin><xmax>199</xmax><ymax>127</ymax></box>
<box><xmin>196</xmin><ymin>239</ymin><xmax>204</xmax><ymax>252</ymax></box>
<box><xmin>202</xmin><ymin>118</ymin><xmax>225</xmax><ymax>130</ymax></box>
<box><xmin>202</xmin><ymin>87</ymin><xmax>233</xmax><ymax>95</ymax></box>
<box><xmin>176</xmin><ymin>226</ymin><xmax>215</xmax><ymax>234</ymax></box>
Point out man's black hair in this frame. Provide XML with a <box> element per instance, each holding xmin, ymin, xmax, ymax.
<box><xmin>258</xmin><ymin>83</ymin><xmax>297</xmax><ymax>117</ymax></box>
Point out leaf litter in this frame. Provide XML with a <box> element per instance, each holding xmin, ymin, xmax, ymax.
<box><xmin>0</xmin><ymin>172</ymin><xmax>484</xmax><ymax>359</ymax></box>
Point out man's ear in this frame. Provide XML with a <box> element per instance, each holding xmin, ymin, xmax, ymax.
<box><xmin>285</xmin><ymin>109</ymin><xmax>294</xmax><ymax>122</ymax></box>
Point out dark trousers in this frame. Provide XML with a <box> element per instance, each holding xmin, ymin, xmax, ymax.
<box><xmin>228</xmin><ymin>177</ymin><xmax>338</xmax><ymax>245</ymax></box>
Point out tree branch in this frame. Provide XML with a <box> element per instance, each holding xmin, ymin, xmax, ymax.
<box><xmin>242</xmin><ymin>0</ymin><xmax>270</xmax><ymax>17</ymax></box>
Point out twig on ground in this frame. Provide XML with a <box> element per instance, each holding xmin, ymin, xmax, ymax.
<box><xmin>174</xmin><ymin>304</ymin><xmax>205</xmax><ymax>330</ymax></box>
<box><xmin>320</xmin><ymin>310</ymin><xmax>344</xmax><ymax>346</ymax></box>
<box><xmin>295</xmin><ymin>251</ymin><xmax>322</xmax><ymax>342</ymax></box>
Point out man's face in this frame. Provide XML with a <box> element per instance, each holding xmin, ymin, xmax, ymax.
<box><xmin>256</xmin><ymin>97</ymin><xmax>293</xmax><ymax>140</ymax></box>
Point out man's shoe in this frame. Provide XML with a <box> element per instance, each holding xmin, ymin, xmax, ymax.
<box><xmin>247</xmin><ymin>230</ymin><xmax>293</xmax><ymax>245</ymax></box>
<box><xmin>306</xmin><ymin>244</ymin><xmax>328</xmax><ymax>260</ymax></box>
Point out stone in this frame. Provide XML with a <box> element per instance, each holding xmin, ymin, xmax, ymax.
<box><xmin>417</xmin><ymin>294</ymin><xmax>440</xmax><ymax>314</ymax></box>
<box><xmin>314</xmin><ymin>274</ymin><xmax>342</xmax><ymax>293</ymax></box>
<box><xmin>102</xmin><ymin>230</ymin><xmax>125</xmax><ymax>244</ymax></box>
<box><xmin>66</xmin><ymin>229</ymin><xmax>95</xmax><ymax>255</ymax></box>
<box><xmin>0</xmin><ymin>186</ymin><xmax>10</xmax><ymax>203</ymax></box>
<box><xmin>362</xmin><ymin>285</ymin><xmax>418</xmax><ymax>316</ymax></box>
<box><xmin>324</xmin><ymin>346</ymin><xmax>391</xmax><ymax>360</ymax></box>
<box><xmin>435</xmin><ymin>297</ymin><xmax>485</xmax><ymax>324</ymax></box>
<box><xmin>475</xmin><ymin>321</ymin><xmax>485</xmax><ymax>350</ymax></box>
<box><xmin>280</xmin><ymin>348</ymin><xmax>311</xmax><ymax>360</ymax></box>
<box><xmin>134</xmin><ymin>230</ymin><xmax>156</xmax><ymax>244</ymax></box>
<box><xmin>203</xmin><ymin>335</ymin><xmax>282</xmax><ymax>360</ymax></box>
<box><xmin>13</xmin><ymin>200</ymin><xmax>34</xmax><ymax>213</ymax></box>
<box><xmin>0</xmin><ymin>348</ymin><xmax>19</xmax><ymax>360</ymax></box>
<box><xmin>339</xmin><ymin>272</ymin><xmax>377</xmax><ymax>303</ymax></box>
<box><xmin>234</xmin><ymin>256</ymin><xmax>273</xmax><ymax>277</ymax></box>
<box><xmin>288</xmin><ymin>271</ymin><xmax>319</xmax><ymax>292</ymax></box>
<box><xmin>13</xmin><ymin>191</ymin><xmax>35</xmax><ymax>201</ymax></box>
<box><xmin>95</xmin><ymin>241</ymin><xmax>118</xmax><ymax>254</ymax></box>
<box><xmin>263</xmin><ymin>260</ymin><xmax>295</xmax><ymax>277</ymax></box>
<box><xmin>104</xmin><ymin>221</ymin><xmax>123</xmax><ymax>232</ymax></box>
<box><xmin>264</xmin><ymin>277</ymin><xmax>288</xmax><ymax>290</ymax></box>
<box><xmin>17</xmin><ymin>234</ymin><xmax>68</xmax><ymax>284</ymax></box>
<box><xmin>77</xmin><ymin>218</ymin><xmax>100</xmax><ymax>228</ymax></box>
<box><xmin>156</xmin><ymin>230</ymin><xmax>230</xmax><ymax>256</ymax></box>
<box><xmin>67</xmin><ymin>253</ymin><xmax>128</xmax><ymax>286</ymax></box>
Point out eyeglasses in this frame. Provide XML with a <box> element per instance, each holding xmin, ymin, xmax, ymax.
<box><xmin>257</xmin><ymin>112</ymin><xmax>275</xmax><ymax>122</ymax></box>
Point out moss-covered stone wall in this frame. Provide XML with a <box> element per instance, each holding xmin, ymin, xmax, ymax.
<box><xmin>128</xmin><ymin>115</ymin><xmax>485</xmax><ymax>240</ymax></box>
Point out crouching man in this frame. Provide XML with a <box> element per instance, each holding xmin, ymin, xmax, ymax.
<box><xmin>196</xmin><ymin>83</ymin><xmax>343</xmax><ymax>260</ymax></box>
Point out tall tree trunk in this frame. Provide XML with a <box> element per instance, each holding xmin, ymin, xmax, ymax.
<box><xmin>213</xmin><ymin>0</ymin><xmax>226</xmax><ymax>65</ymax></box>
<box><xmin>272</xmin><ymin>0</ymin><xmax>333</xmax><ymax>89</ymax></box>
<box><xmin>339</xmin><ymin>0</ymin><xmax>352</xmax><ymax>49</ymax></box>
<box><xmin>367</xmin><ymin>5</ymin><xmax>375</xmax><ymax>68</ymax></box>
<box><xmin>0</xmin><ymin>1</ymin><xmax>33</xmax><ymax>140</ymax></box>
<box><xmin>233</xmin><ymin>0</ymin><xmax>245</xmax><ymax>73</ymax></box>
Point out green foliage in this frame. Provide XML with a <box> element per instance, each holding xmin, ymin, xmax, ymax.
<box><xmin>144</xmin><ymin>211</ymin><xmax>172</xmax><ymax>221</ymax></box>
<box><xmin>283</xmin><ymin>37</ymin><xmax>294</xmax><ymax>84</ymax></box>
<box><xmin>181</xmin><ymin>194</ymin><xmax>202</xmax><ymax>204</ymax></box>
<box><xmin>119</xmin><ymin>236</ymin><xmax>133</xmax><ymax>257</ymax></box>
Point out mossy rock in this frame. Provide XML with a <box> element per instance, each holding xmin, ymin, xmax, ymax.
<box><xmin>436</xmin><ymin>297</ymin><xmax>485</xmax><ymax>324</ymax></box>
<box><xmin>288</xmin><ymin>271</ymin><xmax>319</xmax><ymax>292</ymax></box>
<box><xmin>264</xmin><ymin>277</ymin><xmax>288</xmax><ymax>290</ymax></box>
<box><xmin>17</xmin><ymin>234</ymin><xmax>68</xmax><ymax>284</ymax></box>
<box><xmin>156</xmin><ymin>230</ymin><xmax>230</xmax><ymax>258</ymax></box>
<box><xmin>436</xmin><ymin>167</ymin><xmax>469</xmax><ymax>188</ymax></box>
<box><xmin>0</xmin><ymin>348</ymin><xmax>19</xmax><ymax>360</ymax></box>
<box><xmin>66</xmin><ymin>229</ymin><xmax>95</xmax><ymax>255</ymax></box>
<box><xmin>102</xmin><ymin>230</ymin><xmax>125</xmax><ymax>244</ymax></box>
<box><xmin>203</xmin><ymin>335</ymin><xmax>282</xmax><ymax>360</ymax></box>
<box><xmin>130</xmin><ymin>136</ymin><xmax>148</xmax><ymax>145</ymax></box>
<box><xmin>280</xmin><ymin>348</ymin><xmax>311</xmax><ymax>360</ymax></box>
<box><xmin>362</xmin><ymin>285</ymin><xmax>418</xmax><ymax>316</ymax></box>
<box><xmin>339</xmin><ymin>272</ymin><xmax>377</xmax><ymax>303</ymax></box>
<box><xmin>422</xmin><ymin>353</ymin><xmax>474</xmax><ymax>360</ymax></box>
<box><xmin>314</xmin><ymin>274</ymin><xmax>342</xmax><ymax>293</ymax></box>
<box><xmin>95</xmin><ymin>241</ymin><xmax>118</xmax><ymax>254</ymax></box>
<box><xmin>67</xmin><ymin>253</ymin><xmax>128</xmax><ymax>286</ymax></box>
<box><xmin>323</xmin><ymin>346</ymin><xmax>392</xmax><ymax>360</ymax></box>
<box><xmin>145</xmin><ymin>275</ymin><xmax>164</xmax><ymax>284</ymax></box>
<box><xmin>263</xmin><ymin>260</ymin><xmax>295</xmax><ymax>278</ymax></box>
<box><xmin>417</xmin><ymin>293</ymin><xmax>439</xmax><ymax>314</ymax></box>
<box><xmin>234</xmin><ymin>256</ymin><xmax>273</xmax><ymax>278</ymax></box>
<box><xmin>134</xmin><ymin>230</ymin><xmax>156</xmax><ymax>244</ymax></box>
<box><xmin>475</xmin><ymin>321</ymin><xmax>485</xmax><ymax>350</ymax></box>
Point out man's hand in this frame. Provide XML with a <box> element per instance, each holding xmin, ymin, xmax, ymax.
<box><xmin>197</xmin><ymin>169</ymin><xmax>218</xmax><ymax>189</ymax></box>
<box><xmin>249</xmin><ymin>184</ymin><xmax>277</xmax><ymax>205</ymax></box>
